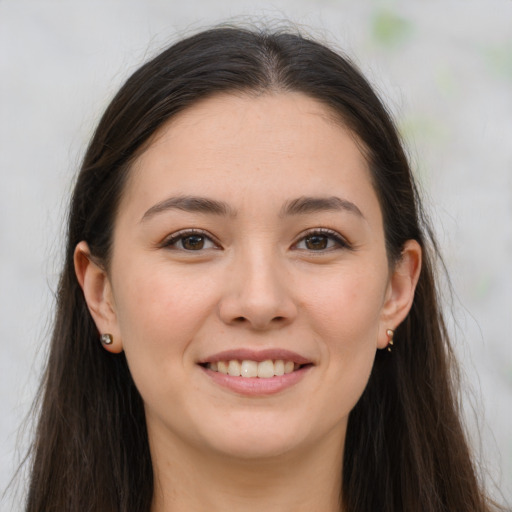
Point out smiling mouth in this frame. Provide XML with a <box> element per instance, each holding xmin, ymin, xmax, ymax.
<box><xmin>201</xmin><ymin>359</ymin><xmax>310</xmax><ymax>378</ymax></box>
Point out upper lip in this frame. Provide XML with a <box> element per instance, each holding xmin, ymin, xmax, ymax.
<box><xmin>198</xmin><ymin>348</ymin><xmax>312</xmax><ymax>365</ymax></box>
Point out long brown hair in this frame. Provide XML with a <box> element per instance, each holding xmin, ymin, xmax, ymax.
<box><xmin>24</xmin><ymin>26</ymin><xmax>502</xmax><ymax>511</ymax></box>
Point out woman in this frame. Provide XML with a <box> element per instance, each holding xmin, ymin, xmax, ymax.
<box><xmin>24</xmin><ymin>26</ymin><xmax>503</xmax><ymax>511</ymax></box>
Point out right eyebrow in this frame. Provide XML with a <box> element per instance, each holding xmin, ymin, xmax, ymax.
<box><xmin>140</xmin><ymin>195</ymin><xmax>237</xmax><ymax>223</ymax></box>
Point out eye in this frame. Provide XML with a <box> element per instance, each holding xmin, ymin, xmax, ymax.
<box><xmin>293</xmin><ymin>229</ymin><xmax>349</xmax><ymax>252</ymax></box>
<box><xmin>162</xmin><ymin>230</ymin><xmax>219</xmax><ymax>251</ymax></box>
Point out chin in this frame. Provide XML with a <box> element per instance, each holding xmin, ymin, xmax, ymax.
<box><xmin>208</xmin><ymin>432</ymin><xmax>301</xmax><ymax>460</ymax></box>
<box><xmin>193</xmin><ymin>411</ymin><xmax>318</xmax><ymax>460</ymax></box>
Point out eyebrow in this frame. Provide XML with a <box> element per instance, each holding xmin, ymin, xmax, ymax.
<box><xmin>280</xmin><ymin>196</ymin><xmax>365</xmax><ymax>219</ymax></box>
<box><xmin>140</xmin><ymin>194</ymin><xmax>364</xmax><ymax>222</ymax></box>
<box><xmin>141</xmin><ymin>195</ymin><xmax>236</xmax><ymax>222</ymax></box>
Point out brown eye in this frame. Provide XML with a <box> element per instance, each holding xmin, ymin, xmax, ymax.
<box><xmin>181</xmin><ymin>235</ymin><xmax>205</xmax><ymax>250</ymax></box>
<box><xmin>163</xmin><ymin>231</ymin><xmax>217</xmax><ymax>251</ymax></box>
<box><xmin>294</xmin><ymin>229</ymin><xmax>349</xmax><ymax>252</ymax></box>
<box><xmin>304</xmin><ymin>234</ymin><xmax>329</xmax><ymax>250</ymax></box>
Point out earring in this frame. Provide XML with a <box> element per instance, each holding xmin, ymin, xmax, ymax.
<box><xmin>386</xmin><ymin>329</ymin><xmax>394</xmax><ymax>352</ymax></box>
<box><xmin>100</xmin><ymin>333</ymin><xmax>113</xmax><ymax>345</ymax></box>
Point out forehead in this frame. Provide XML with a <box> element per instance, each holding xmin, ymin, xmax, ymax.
<box><xmin>141</xmin><ymin>92</ymin><xmax>356</xmax><ymax>160</ymax></box>
<box><xmin>121</xmin><ymin>92</ymin><xmax>381</xmax><ymax>224</ymax></box>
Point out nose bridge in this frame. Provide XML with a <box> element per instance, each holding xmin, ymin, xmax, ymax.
<box><xmin>218</xmin><ymin>240</ymin><xmax>296</xmax><ymax>329</ymax></box>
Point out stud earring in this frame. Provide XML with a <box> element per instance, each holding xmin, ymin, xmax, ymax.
<box><xmin>386</xmin><ymin>329</ymin><xmax>394</xmax><ymax>352</ymax></box>
<box><xmin>100</xmin><ymin>333</ymin><xmax>113</xmax><ymax>345</ymax></box>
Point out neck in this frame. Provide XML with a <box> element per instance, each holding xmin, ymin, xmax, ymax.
<box><xmin>149</xmin><ymin>427</ymin><xmax>345</xmax><ymax>512</ymax></box>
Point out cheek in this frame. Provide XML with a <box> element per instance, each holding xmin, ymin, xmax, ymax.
<box><xmin>110</xmin><ymin>262</ymin><xmax>220</xmax><ymax>414</ymax></box>
<box><xmin>112</xmin><ymin>261</ymin><xmax>217</xmax><ymax>357</ymax></box>
<box><xmin>303</xmin><ymin>264</ymin><xmax>387</xmax><ymax>347</ymax></box>
<box><xmin>299</xmin><ymin>263</ymin><xmax>387</xmax><ymax>416</ymax></box>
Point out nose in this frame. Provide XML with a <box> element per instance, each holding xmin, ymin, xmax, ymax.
<box><xmin>217</xmin><ymin>248</ymin><xmax>298</xmax><ymax>331</ymax></box>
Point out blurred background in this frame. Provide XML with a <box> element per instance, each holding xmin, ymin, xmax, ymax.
<box><xmin>1</xmin><ymin>0</ymin><xmax>511</xmax><ymax>509</ymax></box>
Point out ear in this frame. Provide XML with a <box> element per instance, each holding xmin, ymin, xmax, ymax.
<box><xmin>377</xmin><ymin>239</ymin><xmax>422</xmax><ymax>349</ymax></box>
<box><xmin>74</xmin><ymin>241</ymin><xmax>123</xmax><ymax>353</ymax></box>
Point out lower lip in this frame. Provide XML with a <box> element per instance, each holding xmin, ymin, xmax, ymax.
<box><xmin>200</xmin><ymin>365</ymin><xmax>312</xmax><ymax>396</ymax></box>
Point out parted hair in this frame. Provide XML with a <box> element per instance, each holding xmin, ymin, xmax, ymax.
<box><xmin>25</xmin><ymin>25</ymin><xmax>500</xmax><ymax>511</ymax></box>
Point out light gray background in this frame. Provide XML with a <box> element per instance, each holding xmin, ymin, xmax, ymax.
<box><xmin>1</xmin><ymin>0</ymin><xmax>511</xmax><ymax>509</ymax></box>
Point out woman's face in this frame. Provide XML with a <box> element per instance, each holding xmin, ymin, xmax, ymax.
<box><xmin>80</xmin><ymin>92</ymin><xmax>419</xmax><ymax>461</ymax></box>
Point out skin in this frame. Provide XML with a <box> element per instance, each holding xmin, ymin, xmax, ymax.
<box><xmin>75</xmin><ymin>92</ymin><xmax>421</xmax><ymax>512</ymax></box>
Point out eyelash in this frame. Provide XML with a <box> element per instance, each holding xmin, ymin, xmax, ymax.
<box><xmin>161</xmin><ymin>228</ymin><xmax>351</xmax><ymax>252</ymax></box>
<box><xmin>292</xmin><ymin>228</ymin><xmax>351</xmax><ymax>252</ymax></box>
<box><xmin>161</xmin><ymin>229</ymin><xmax>220</xmax><ymax>251</ymax></box>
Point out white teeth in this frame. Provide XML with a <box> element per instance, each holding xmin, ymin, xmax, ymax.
<box><xmin>206</xmin><ymin>359</ymin><xmax>303</xmax><ymax>377</ymax></box>
<box><xmin>241</xmin><ymin>360</ymin><xmax>258</xmax><ymax>378</ymax></box>
<box><xmin>217</xmin><ymin>361</ymin><xmax>228</xmax><ymax>374</ymax></box>
<box><xmin>228</xmin><ymin>360</ymin><xmax>241</xmax><ymax>377</ymax></box>
<box><xmin>257</xmin><ymin>359</ymin><xmax>274</xmax><ymax>378</ymax></box>
<box><xmin>274</xmin><ymin>360</ymin><xmax>285</xmax><ymax>376</ymax></box>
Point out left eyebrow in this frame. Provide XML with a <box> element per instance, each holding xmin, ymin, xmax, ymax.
<box><xmin>280</xmin><ymin>196</ymin><xmax>365</xmax><ymax>220</ymax></box>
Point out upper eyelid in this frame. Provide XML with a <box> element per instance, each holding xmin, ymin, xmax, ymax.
<box><xmin>160</xmin><ymin>227</ymin><xmax>350</xmax><ymax>249</ymax></box>
<box><xmin>293</xmin><ymin>228</ymin><xmax>350</xmax><ymax>246</ymax></box>
<box><xmin>161</xmin><ymin>229</ymin><xmax>220</xmax><ymax>248</ymax></box>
